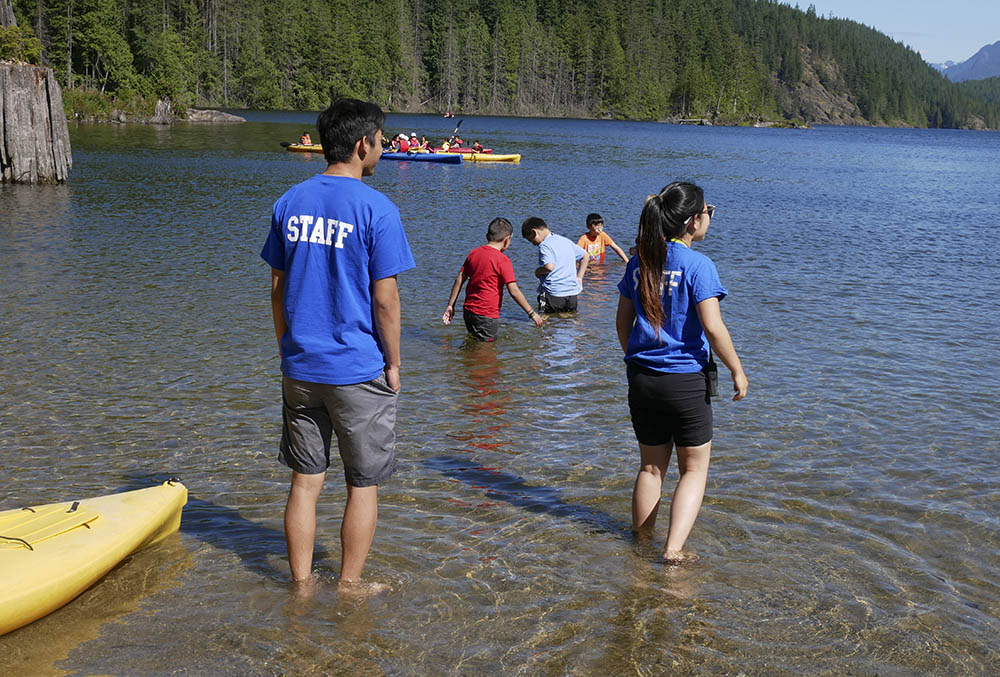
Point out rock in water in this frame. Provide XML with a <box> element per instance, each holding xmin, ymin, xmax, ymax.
<box><xmin>0</xmin><ymin>64</ymin><xmax>73</xmax><ymax>184</ymax></box>
<box><xmin>184</xmin><ymin>108</ymin><xmax>246</xmax><ymax>123</ymax></box>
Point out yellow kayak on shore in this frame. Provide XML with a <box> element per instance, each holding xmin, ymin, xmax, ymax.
<box><xmin>0</xmin><ymin>481</ymin><xmax>187</xmax><ymax>636</ymax></box>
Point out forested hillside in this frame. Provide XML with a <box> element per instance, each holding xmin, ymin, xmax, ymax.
<box><xmin>8</xmin><ymin>0</ymin><xmax>1000</xmax><ymax>128</ymax></box>
<box><xmin>957</xmin><ymin>77</ymin><xmax>1000</xmax><ymax>106</ymax></box>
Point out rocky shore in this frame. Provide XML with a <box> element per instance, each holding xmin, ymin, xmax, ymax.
<box><xmin>76</xmin><ymin>98</ymin><xmax>246</xmax><ymax>125</ymax></box>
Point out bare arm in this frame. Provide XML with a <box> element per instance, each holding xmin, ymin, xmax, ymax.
<box><xmin>442</xmin><ymin>271</ymin><xmax>467</xmax><ymax>324</ymax></box>
<box><xmin>607</xmin><ymin>236</ymin><xmax>629</xmax><ymax>262</ymax></box>
<box><xmin>507</xmin><ymin>281</ymin><xmax>545</xmax><ymax>327</ymax></box>
<box><xmin>696</xmin><ymin>296</ymin><xmax>748</xmax><ymax>401</ymax></box>
<box><xmin>373</xmin><ymin>275</ymin><xmax>402</xmax><ymax>392</ymax></box>
<box><xmin>576</xmin><ymin>252</ymin><xmax>589</xmax><ymax>288</ymax></box>
<box><xmin>270</xmin><ymin>268</ymin><xmax>287</xmax><ymax>356</ymax></box>
<box><xmin>535</xmin><ymin>262</ymin><xmax>555</xmax><ymax>278</ymax></box>
<box><xmin>616</xmin><ymin>295</ymin><xmax>635</xmax><ymax>353</ymax></box>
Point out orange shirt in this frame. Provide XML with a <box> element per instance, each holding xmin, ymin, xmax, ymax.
<box><xmin>577</xmin><ymin>231</ymin><xmax>614</xmax><ymax>263</ymax></box>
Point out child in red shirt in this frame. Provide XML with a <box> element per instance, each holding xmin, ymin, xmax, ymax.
<box><xmin>442</xmin><ymin>218</ymin><xmax>545</xmax><ymax>341</ymax></box>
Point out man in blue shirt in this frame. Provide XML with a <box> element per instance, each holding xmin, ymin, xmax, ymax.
<box><xmin>521</xmin><ymin>217</ymin><xmax>589</xmax><ymax>312</ymax></box>
<box><xmin>261</xmin><ymin>99</ymin><xmax>415</xmax><ymax>591</ymax></box>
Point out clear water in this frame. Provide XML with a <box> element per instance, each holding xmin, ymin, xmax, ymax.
<box><xmin>1</xmin><ymin>113</ymin><xmax>998</xmax><ymax>674</ymax></box>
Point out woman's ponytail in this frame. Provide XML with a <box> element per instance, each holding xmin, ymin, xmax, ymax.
<box><xmin>634</xmin><ymin>182</ymin><xmax>705</xmax><ymax>338</ymax></box>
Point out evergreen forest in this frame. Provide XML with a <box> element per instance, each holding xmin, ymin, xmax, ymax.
<box><xmin>6</xmin><ymin>0</ymin><xmax>1000</xmax><ymax>128</ymax></box>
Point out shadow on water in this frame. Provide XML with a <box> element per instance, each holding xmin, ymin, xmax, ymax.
<box><xmin>423</xmin><ymin>455</ymin><xmax>628</xmax><ymax>539</ymax></box>
<box><xmin>116</xmin><ymin>474</ymin><xmax>331</xmax><ymax>581</ymax></box>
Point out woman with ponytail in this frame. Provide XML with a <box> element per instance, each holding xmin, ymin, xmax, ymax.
<box><xmin>616</xmin><ymin>181</ymin><xmax>748</xmax><ymax>564</ymax></box>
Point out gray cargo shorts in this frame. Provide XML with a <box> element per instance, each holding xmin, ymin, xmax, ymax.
<box><xmin>279</xmin><ymin>374</ymin><xmax>397</xmax><ymax>487</ymax></box>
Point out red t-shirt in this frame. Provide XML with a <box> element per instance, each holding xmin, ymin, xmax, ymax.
<box><xmin>398</xmin><ymin>138</ymin><xmax>410</xmax><ymax>152</ymax></box>
<box><xmin>461</xmin><ymin>245</ymin><xmax>516</xmax><ymax>318</ymax></box>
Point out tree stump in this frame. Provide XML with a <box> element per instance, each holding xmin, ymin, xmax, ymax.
<box><xmin>1</xmin><ymin>64</ymin><xmax>73</xmax><ymax>184</ymax></box>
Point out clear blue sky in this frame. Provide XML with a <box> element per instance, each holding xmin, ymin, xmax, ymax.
<box><xmin>793</xmin><ymin>0</ymin><xmax>999</xmax><ymax>63</ymax></box>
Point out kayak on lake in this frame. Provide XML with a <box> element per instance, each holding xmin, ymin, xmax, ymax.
<box><xmin>381</xmin><ymin>152</ymin><xmax>463</xmax><ymax>164</ymax></box>
<box><xmin>284</xmin><ymin>143</ymin><xmax>323</xmax><ymax>153</ymax></box>
<box><xmin>431</xmin><ymin>146</ymin><xmax>493</xmax><ymax>154</ymax></box>
<box><xmin>465</xmin><ymin>153</ymin><xmax>521</xmax><ymax>163</ymax></box>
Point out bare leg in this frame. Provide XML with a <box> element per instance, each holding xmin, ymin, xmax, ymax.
<box><xmin>631</xmin><ymin>442</ymin><xmax>672</xmax><ymax>536</ymax></box>
<box><xmin>664</xmin><ymin>441</ymin><xmax>712</xmax><ymax>559</ymax></box>
<box><xmin>339</xmin><ymin>484</ymin><xmax>379</xmax><ymax>582</ymax></box>
<box><xmin>285</xmin><ymin>470</ymin><xmax>326</xmax><ymax>582</ymax></box>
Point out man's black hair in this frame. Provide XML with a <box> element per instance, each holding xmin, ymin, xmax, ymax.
<box><xmin>316</xmin><ymin>99</ymin><xmax>385</xmax><ymax>165</ymax></box>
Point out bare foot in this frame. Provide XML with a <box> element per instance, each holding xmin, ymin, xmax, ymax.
<box><xmin>663</xmin><ymin>550</ymin><xmax>700</xmax><ymax>566</ymax></box>
<box><xmin>337</xmin><ymin>579</ymin><xmax>393</xmax><ymax>600</ymax></box>
<box><xmin>290</xmin><ymin>574</ymin><xmax>319</xmax><ymax>601</ymax></box>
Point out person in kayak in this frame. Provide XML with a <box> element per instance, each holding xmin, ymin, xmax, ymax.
<box><xmin>442</xmin><ymin>217</ymin><xmax>545</xmax><ymax>341</ymax></box>
<box><xmin>299</xmin><ymin>131</ymin><xmax>312</xmax><ymax>145</ymax></box>
<box><xmin>616</xmin><ymin>181</ymin><xmax>748</xmax><ymax>565</ymax></box>
<box><xmin>577</xmin><ymin>212</ymin><xmax>628</xmax><ymax>264</ymax></box>
<box><xmin>261</xmin><ymin>99</ymin><xmax>415</xmax><ymax>591</ymax></box>
<box><xmin>472</xmin><ymin>140</ymin><xmax>484</xmax><ymax>152</ymax></box>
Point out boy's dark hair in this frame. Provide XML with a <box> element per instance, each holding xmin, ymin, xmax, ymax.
<box><xmin>487</xmin><ymin>217</ymin><xmax>513</xmax><ymax>242</ymax></box>
<box><xmin>586</xmin><ymin>212</ymin><xmax>604</xmax><ymax>226</ymax></box>
<box><xmin>521</xmin><ymin>216</ymin><xmax>547</xmax><ymax>239</ymax></box>
<box><xmin>316</xmin><ymin>99</ymin><xmax>385</xmax><ymax>165</ymax></box>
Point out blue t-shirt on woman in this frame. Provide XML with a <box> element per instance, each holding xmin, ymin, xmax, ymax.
<box><xmin>617</xmin><ymin>242</ymin><xmax>727</xmax><ymax>373</ymax></box>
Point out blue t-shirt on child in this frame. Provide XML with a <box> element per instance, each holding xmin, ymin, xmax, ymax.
<box><xmin>261</xmin><ymin>173</ymin><xmax>416</xmax><ymax>386</ymax></box>
<box><xmin>617</xmin><ymin>242</ymin><xmax>727</xmax><ymax>373</ymax></box>
<box><xmin>538</xmin><ymin>233</ymin><xmax>586</xmax><ymax>297</ymax></box>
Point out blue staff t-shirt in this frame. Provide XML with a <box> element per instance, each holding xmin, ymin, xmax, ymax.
<box><xmin>538</xmin><ymin>233</ymin><xmax>586</xmax><ymax>296</ymax></box>
<box><xmin>260</xmin><ymin>173</ymin><xmax>415</xmax><ymax>385</ymax></box>
<box><xmin>617</xmin><ymin>242</ymin><xmax>728</xmax><ymax>373</ymax></box>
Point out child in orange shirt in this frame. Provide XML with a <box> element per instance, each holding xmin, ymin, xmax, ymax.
<box><xmin>577</xmin><ymin>212</ymin><xmax>628</xmax><ymax>264</ymax></box>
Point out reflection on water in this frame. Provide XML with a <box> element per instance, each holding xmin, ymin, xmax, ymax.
<box><xmin>0</xmin><ymin>535</ymin><xmax>192</xmax><ymax>675</ymax></box>
<box><xmin>1</xmin><ymin>117</ymin><xmax>998</xmax><ymax>673</ymax></box>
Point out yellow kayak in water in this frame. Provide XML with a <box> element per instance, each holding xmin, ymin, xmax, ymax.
<box><xmin>284</xmin><ymin>143</ymin><xmax>323</xmax><ymax>152</ymax></box>
<box><xmin>465</xmin><ymin>152</ymin><xmax>520</xmax><ymax>163</ymax></box>
<box><xmin>0</xmin><ymin>481</ymin><xmax>187</xmax><ymax>636</ymax></box>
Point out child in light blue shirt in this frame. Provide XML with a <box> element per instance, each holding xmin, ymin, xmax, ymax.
<box><xmin>521</xmin><ymin>217</ymin><xmax>588</xmax><ymax>313</ymax></box>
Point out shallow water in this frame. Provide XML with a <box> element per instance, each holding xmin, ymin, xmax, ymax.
<box><xmin>1</xmin><ymin>113</ymin><xmax>998</xmax><ymax>674</ymax></box>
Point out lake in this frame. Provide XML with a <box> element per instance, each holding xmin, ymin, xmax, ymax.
<box><xmin>1</xmin><ymin>112</ymin><xmax>998</xmax><ymax>674</ymax></box>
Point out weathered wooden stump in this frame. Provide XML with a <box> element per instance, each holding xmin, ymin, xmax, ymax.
<box><xmin>1</xmin><ymin>63</ymin><xmax>73</xmax><ymax>184</ymax></box>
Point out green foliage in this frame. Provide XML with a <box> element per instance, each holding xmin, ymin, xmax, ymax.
<box><xmin>62</xmin><ymin>86</ymin><xmax>157</xmax><ymax>119</ymax></box>
<box><xmin>9</xmin><ymin>0</ymin><xmax>1000</xmax><ymax>129</ymax></box>
<box><xmin>958</xmin><ymin>77</ymin><xmax>1000</xmax><ymax>106</ymax></box>
<box><xmin>0</xmin><ymin>24</ymin><xmax>42</xmax><ymax>64</ymax></box>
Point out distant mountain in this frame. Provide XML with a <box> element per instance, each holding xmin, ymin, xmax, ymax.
<box><xmin>930</xmin><ymin>60</ymin><xmax>957</xmax><ymax>74</ymax></box>
<box><xmin>941</xmin><ymin>41</ymin><xmax>1000</xmax><ymax>82</ymax></box>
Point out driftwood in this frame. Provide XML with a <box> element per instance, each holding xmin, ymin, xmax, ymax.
<box><xmin>0</xmin><ymin>63</ymin><xmax>73</xmax><ymax>184</ymax></box>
